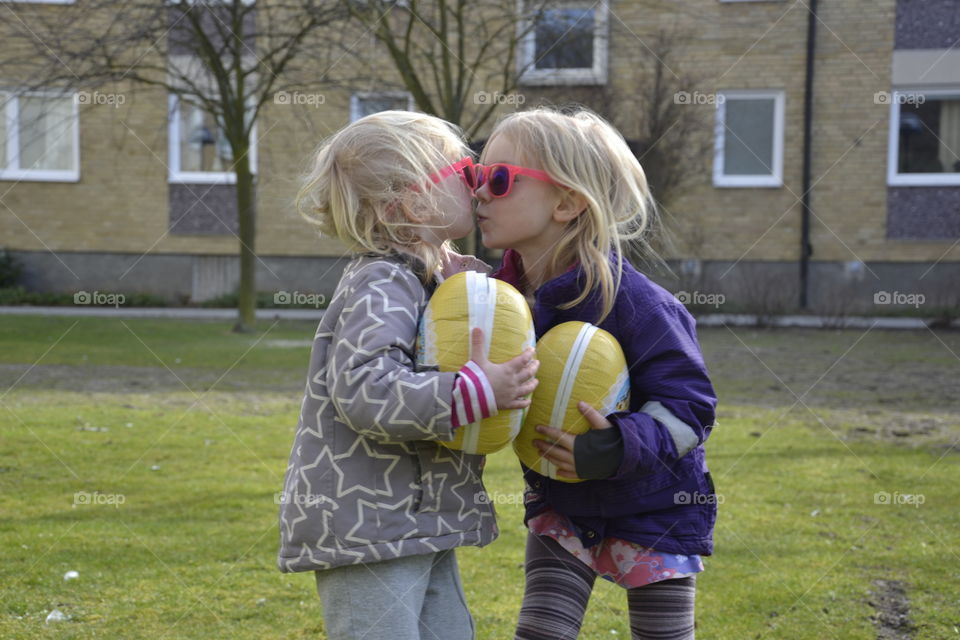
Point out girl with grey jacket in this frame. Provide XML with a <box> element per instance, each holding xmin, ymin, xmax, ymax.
<box><xmin>278</xmin><ymin>111</ymin><xmax>539</xmax><ymax>640</ymax></box>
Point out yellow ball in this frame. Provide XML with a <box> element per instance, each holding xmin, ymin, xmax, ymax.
<box><xmin>514</xmin><ymin>321</ymin><xmax>630</xmax><ymax>483</ymax></box>
<box><xmin>417</xmin><ymin>271</ymin><xmax>535</xmax><ymax>454</ymax></box>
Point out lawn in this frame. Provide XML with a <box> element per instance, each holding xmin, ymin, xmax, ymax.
<box><xmin>0</xmin><ymin>316</ymin><xmax>957</xmax><ymax>639</ymax></box>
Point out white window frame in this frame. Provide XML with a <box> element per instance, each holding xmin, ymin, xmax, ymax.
<box><xmin>0</xmin><ymin>89</ymin><xmax>80</xmax><ymax>183</ymax></box>
<box><xmin>167</xmin><ymin>94</ymin><xmax>257</xmax><ymax>185</ymax></box>
<box><xmin>517</xmin><ymin>0</ymin><xmax>609</xmax><ymax>86</ymax></box>
<box><xmin>349</xmin><ymin>91</ymin><xmax>414</xmax><ymax>122</ymax></box>
<box><xmin>886</xmin><ymin>87</ymin><xmax>960</xmax><ymax>187</ymax></box>
<box><xmin>713</xmin><ymin>89</ymin><xmax>785</xmax><ymax>188</ymax></box>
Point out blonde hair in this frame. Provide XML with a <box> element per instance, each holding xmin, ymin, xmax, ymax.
<box><xmin>484</xmin><ymin>107</ymin><xmax>661</xmax><ymax>323</ymax></box>
<box><xmin>297</xmin><ymin>110</ymin><xmax>471</xmax><ymax>282</ymax></box>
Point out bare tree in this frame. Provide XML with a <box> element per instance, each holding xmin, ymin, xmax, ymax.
<box><xmin>518</xmin><ymin>26</ymin><xmax>713</xmax><ymax>272</ymax></box>
<box><xmin>1</xmin><ymin>0</ymin><xmax>346</xmax><ymax>331</ymax></box>
<box><xmin>612</xmin><ymin>28</ymin><xmax>713</xmax><ymax>211</ymax></box>
<box><xmin>338</xmin><ymin>0</ymin><xmax>602</xmax><ymax>259</ymax></box>
<box><xmin>339</xmin><ymin>0</ymin><xmax>560</xmax><ymax>140</ymax></box>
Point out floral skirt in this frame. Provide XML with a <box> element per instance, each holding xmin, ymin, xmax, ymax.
<box><xmin>527</xmin><ymin>507</ymin><xmax>704</xmax><ymax>589</ymax></box>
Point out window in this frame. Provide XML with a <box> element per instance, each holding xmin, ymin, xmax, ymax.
<box><xmin>887</xmin><ymin>89</ymin><xmax>960</xmax><ymax>186</ymax></box>
<box><xmin>168</xmin><ymin>94</ymin><xmax>256</xmax><ymax>184</ymax></box>
<box><xmin>518</xmin><ymin>1</ymin><xmax>608</xmax><ymax>86</ymax></box>
<box><xmin>713</xmin><ymin>90</ymin><xmax>784</xmax><ymax>188</ymax></box>
<box><xmin>349</xmin><ymin>92</ymin><xmax>413</xmax><ymax>122</ymax></box>
<box><xmin>0</xmin><ymin>91</ymin><xmax>80</xmax><ymax>182</ymax></box>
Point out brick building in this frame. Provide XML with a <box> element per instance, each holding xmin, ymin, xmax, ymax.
<box><xmin>1</xmin><ymin>0</ymin><xmax>957</xmax><ymax>313</ymax></box>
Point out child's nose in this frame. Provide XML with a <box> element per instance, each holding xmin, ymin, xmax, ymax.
<box><xmin>472</xmin><ymin>182</ymin><xmax>491</xmax><ymax>203</ymax></box>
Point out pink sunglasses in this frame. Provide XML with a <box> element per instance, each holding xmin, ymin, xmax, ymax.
<box><xmin>427</xmin><ymin>157</ymin><xmax>563</xmax><ymax>197</ymax></box>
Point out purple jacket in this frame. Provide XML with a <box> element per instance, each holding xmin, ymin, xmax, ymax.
<box><xmin>493</xmin><ymin>249</ymin><xmax>718</xmax><ymax>556</ymax></box>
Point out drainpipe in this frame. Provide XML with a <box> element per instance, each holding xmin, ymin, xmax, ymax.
<box><xmin>800</xmin><ymin>0</ymin><xmax>818</xmax><ymax>309</ymax></box>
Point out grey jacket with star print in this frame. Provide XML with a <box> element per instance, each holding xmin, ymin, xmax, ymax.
<box><xmin>277</xmin><ymin>252</ymin><xmax>498</xmax><ymax>573</ymax></box>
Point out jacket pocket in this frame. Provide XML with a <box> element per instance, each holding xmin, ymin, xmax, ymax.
<box><xmin>411</xmin><ymin>448</ymin><xmax>424</xmax><ymax>512</ymax></box>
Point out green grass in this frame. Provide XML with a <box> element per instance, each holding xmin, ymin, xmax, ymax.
<box><xmin>0</xmin><ymin>315</ymin><xmax>317</xmax><ymax>372</ymax></box>
<box><xmin>1</xmin><ymin>316</ymin><xmax>958</xmax><ymax>638</ymax></box>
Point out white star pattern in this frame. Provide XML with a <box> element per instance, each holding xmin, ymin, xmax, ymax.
<box><xmin>278</xmin><ymin>255</ymin><xmax>497</xmax><ymax>573</ymax></box>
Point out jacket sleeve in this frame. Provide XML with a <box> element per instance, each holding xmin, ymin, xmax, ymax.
<box><xmin>325</xmin><ymin>260</ymin><xmax>458</xmax><ymax>443</ymax></box>
<box><xmin>607</xmin><ymin>301</ymin><xmax>717</xmax><ymax>478</ymax></box>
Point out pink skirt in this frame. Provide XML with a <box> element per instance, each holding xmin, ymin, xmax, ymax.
<box><xmin>528</xmin><ymin>507</ymin><xmax>704</xmax><ymax>589</ymax></box>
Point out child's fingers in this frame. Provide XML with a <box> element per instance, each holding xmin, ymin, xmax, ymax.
<box><xmin>534</xmin><ymin>424</ymin><xmax>572</xmax><ymax>446</ymax></box>
<box><xmin>534</xmin><ymin>439</ymin><xmax>574</xmax><ymax>462</ymax></box>
<box><xmin>517</xmin><ymin>378</ymin><xmax>538</xmax><ymax>397</ymax></box>
<box><xmin>506</xmin><ymin>352</ymin><xmax>528</xmax><ymax>369</ymax></box>
<box><xmin>534</xmin><ymin>439</ymin><xmax>575</xmax><ymax>471</ymax></box>
<box><xmin>501</xmin><ymin>397</ymin><xmax>532</xmax><ymax>410</ymax></box>
<box><xmin>523</xmin><ymin>360</ymin><xmax>540</xmax><ymax>379</ymax></box>
<box><xmin>507</xmin><ymin>351</ymin><xmax>537</xmax><ymax>376</ymax></box>
<box><xmin>577</xmin><ymin>401</ymin><xmax>613</xmax><ymax>430</ymax></box>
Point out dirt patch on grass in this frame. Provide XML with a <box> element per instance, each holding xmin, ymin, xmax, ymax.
<box><xmin>700</xmin><ymin>327</ymin><xmax>960</xmax><ymax>414</ymax></box>
<box><xmin>868</xmin><ymin>579</ymin><xmax>914</xmax><ymax>640</ymax></box>
<box><xmin>845</xmin><ymin>410</ymin><xmax>960</xmax><ymax>448</ymax></box>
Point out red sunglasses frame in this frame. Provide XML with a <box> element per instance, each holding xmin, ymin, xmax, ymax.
<box><xmin>469</xmin><ymin>162</ymin><xmax>563</xmax><ymax>198</ymax></box>
<box><xmin>411</xmin><ymin>157</ymin><xmax>476</xmax><ymax>194</ymax></box>
<box><xmin>423</xmin><ymin>157</ymin><xmax>564</xmax><ymax>198</ymax></box>
<box><xmin>426</xmin><ymin>157</ymin><xmax>476</xmax><ymax>185</ymax></box>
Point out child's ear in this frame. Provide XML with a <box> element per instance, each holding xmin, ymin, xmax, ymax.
<box><xmin>388</xmin><ymin>198</ymin><xmax>423</xmax><ymax>224</ymax></box>
<box><xmin>553</xmin><ymin>190</ymin><xmax>588</xmax><ymax>224</ymax></box>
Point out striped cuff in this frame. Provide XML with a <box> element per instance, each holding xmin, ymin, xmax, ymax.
<box><xmin>451</xmin><ymin>360</ymin><xmax>499</xmax><ymax>429</ymax></box>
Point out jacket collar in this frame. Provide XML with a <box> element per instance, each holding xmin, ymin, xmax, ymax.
<box><xmin>498</xmin><ymin>248</ymin><xmax>582</xmax><ymax>300</ymax></box>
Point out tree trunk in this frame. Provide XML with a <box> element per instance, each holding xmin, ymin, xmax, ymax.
<box><xmin>233</xmin><ymin>145</ymin><xmax>257</xmax><ymax>333</ymax></box>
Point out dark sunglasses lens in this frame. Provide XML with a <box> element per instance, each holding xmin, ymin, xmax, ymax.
<box><xmin>475</xmin><ymin>166</ymin><xmax>486</xmax><ymax>188</ymax></box>
<box><xmin>460</xmin><ymin>165</ymin><xmax>475</xmax><ymax>188</ymax></box>
<box><xmin>489</xmin><ymin>166</ymin><xmax>511</xmax><ymax>196</ymax></box>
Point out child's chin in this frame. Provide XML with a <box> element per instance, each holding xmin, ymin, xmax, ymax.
<box><xmin>479</xmin><ymin>231</ymin><xmax>501</xmax><ymax>250</ymax></box>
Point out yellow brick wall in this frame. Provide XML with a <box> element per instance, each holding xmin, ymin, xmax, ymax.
<box><xmin>0</xmin><ymin>8</ymin><xmax>370</xmax><ymax>259</ymax></box>
<box><xmin>602</xmin><ymin>0</ymin><xmax>958</xmax><ymax>264</ymax></box>
<box><xmin>1</xmin><ymin>80</ymin><xmax>355</xmax><ymax>258</ymax></box>
<box><xmin>1</xmin><ymin>0</ymin><xmax>957</xmax><ymax>264</ymax></box>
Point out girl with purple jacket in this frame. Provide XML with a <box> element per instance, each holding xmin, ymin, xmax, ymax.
<box><xmin>470</xmin><ymin>107</ymin><xmax>718</xmax><ymax>640</ymax></box>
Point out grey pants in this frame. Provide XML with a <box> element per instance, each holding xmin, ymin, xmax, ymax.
<box><xmin>315</xmin><ymin>549</ymin><xmax>475</xmax><ymax>640</ymax></box>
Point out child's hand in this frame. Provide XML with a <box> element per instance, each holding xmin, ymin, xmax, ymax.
<box><xmin>441</xmin><ymin>247</ymin><xmax>492</xmax><ymax>278</ymax></box>
<box><xmin>469</xmin><ymin>327</ymin><xmax>539</xmax><ymax>410</ymax></box>
<box><xmin>533</xmin><ymin>401</ymin><xmax>620</xmax><ymax>479</ymax></box>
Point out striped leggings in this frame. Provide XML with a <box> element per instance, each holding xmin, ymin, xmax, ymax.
<box><xmin>515</xmin><ymin>533</ymin><xmax>696</xmax><ymax>640</ymax></box>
